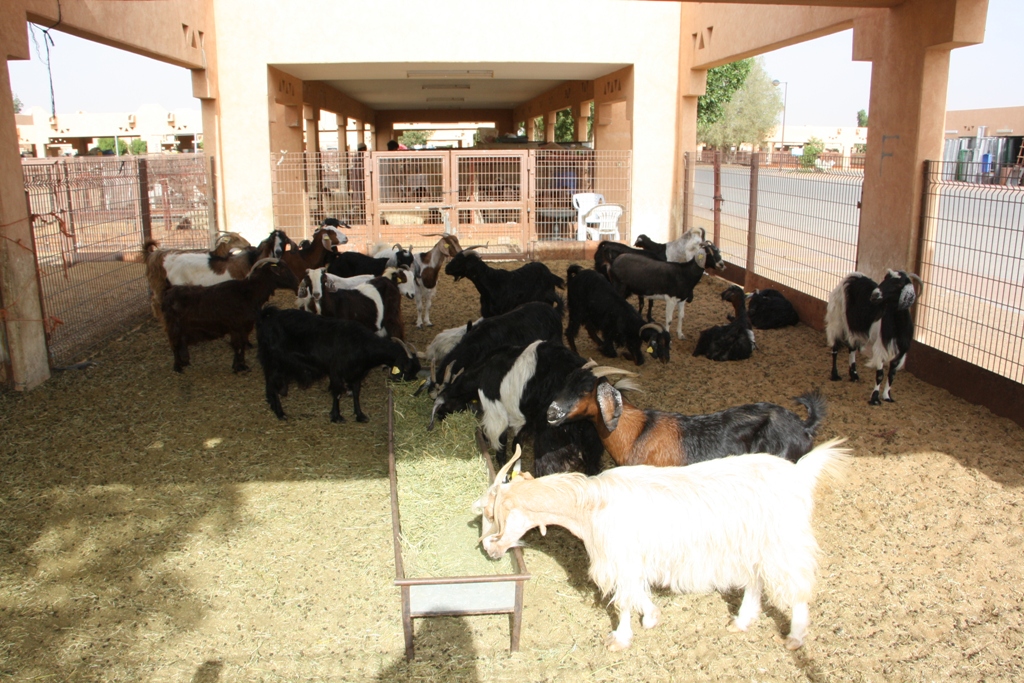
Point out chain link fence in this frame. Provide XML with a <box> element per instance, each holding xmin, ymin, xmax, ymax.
<box><xmin>23</xmin><ymin>155</ymin><xmax>215</xmax><ymax>368</ymax></box>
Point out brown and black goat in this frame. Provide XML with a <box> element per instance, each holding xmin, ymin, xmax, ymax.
<box><xmin>546</xmin><ymin>365</ymin><xmax>827</xmax><ymax>467</ymax></box>
<box><xmin>279</xmin><ymin>225</ymin><xmax>347</xmax><ymax>279</ymax></box>
<box><xmin>161</xmin><ymin>258</ymin><xmax>298</xmax><ymax>373</ymax></box>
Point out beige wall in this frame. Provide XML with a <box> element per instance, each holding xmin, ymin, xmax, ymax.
<box><xmin>945</xmin><ymin>107</ymin><xmax>1024</xmax><ymax>138</ymax></box>
<box><xmin>205</xmin><ymin>0</ymin><xmax>681</xmax><ymax>244</ymax></box>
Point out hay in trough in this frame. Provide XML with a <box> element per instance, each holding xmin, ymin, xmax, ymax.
<box><xmin>392</xmin><ymin>385</ymin><xmax>514</xmax><ymax>578</ymax></box>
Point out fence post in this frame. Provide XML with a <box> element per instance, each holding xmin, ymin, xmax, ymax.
<box><xmin>206</xmin><ymin>155</ymin><xmax>218</xmax><ymax>246</ymax></box>
<box><xmin>712</xmin><ymin>151</ymin><xmax>722</xmax><ymax>248</ymax></box>
<box><xmin>681</xmin><ymin>152</ymin><xmax>691</xmax><ymax>236</ymax></box>
<box><xmin>914</xmin><ymin>159</ymin><xmax>937</xmax><ymax>333</ymax></box>
<box><xmin>137</xmin><ymin>157</ymin><xmax>152</xmax><ymax>245</ymax></box>
<box><xmin>745</xmin><ymin>152</ymin><xmax>760</xmax><ymax>288</ymax></box>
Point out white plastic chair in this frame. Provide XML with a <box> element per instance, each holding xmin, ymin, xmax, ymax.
<box><xmin>572</xmin><ymin>193</ymin><xmax>605</xmax><ymax>240</ymax></box>
<box><xmin>581</xmin><ymin>203</ymin><xmax>623</xmax><ymax>241</ymax></box>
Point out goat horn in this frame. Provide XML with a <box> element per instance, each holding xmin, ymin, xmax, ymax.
<box><xmin>908</xmin><ymin>273</ymin><xmax>924</xmax><ymax>296</ymax></box>
<box><xmin>590</xmin><ymin>365</ymin><xmax>638</xmax><ymax>379</ymax></box>
<box><xmin>494</xmin><ymin>444</ymin><xmax>523</xmax><ymax>484</ymax></box>
<box><xmin>421</xmin><ymin>233</ymin><xmax>446</xmax><ymax>238</ymax></box>
<box><xmin>613</xmin><ymin>377</ymin><xmax>644</xmax><ymax>393</ymax></box>
<box><xmin>639</xmin><ymin>322</ymin><xmax>665</xmax><ymax>334</ymax></box>
<box><xmin>581</xmin><ymin>359</ymin><xmax>598</xmax><ymax>370</ymax></box>
<box><xmin>392</xmin><ymin>338</ymin><xmax>414</xmax><ymax>357</ymax></box>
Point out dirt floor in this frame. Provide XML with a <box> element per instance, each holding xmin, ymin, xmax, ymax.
<box><xmin>1</xmin><ymin>259</ymin><xmax>1022</xmax><ymax>682</ymax></box>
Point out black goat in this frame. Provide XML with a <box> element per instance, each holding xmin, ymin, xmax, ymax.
<box><xmin>327</xmin><ymin>251</ymin><xmax>401</xmax><ymax>279</ymax></box>
<box><xmin>256</xmin><ymin>307</ymin><xmax>420</xmax><ymax>423</ymax></box>
<box><xmin>430</xmin><ymin>341</ymin><xmax>604</xmax><ymax>476</ymax></box>
<box><xmin>748</xmin><ymin>289</ymin><xmax>800</xmax><ymax>329</ymax></box>
<box><xmin>606</xmin><ymin>241</ymin><xmax>726</xmax><ymax>339</ymax></box>
<box><xmin>566</xmin><ymin>265</ymin><xmax>670</xmax><ymax>365</ymax></box>
<box><xmin>547</xmin><ymin>366</ymin><xmax>827</xmax><ymax>466</ymax></box>
<box><xmin>693</xmin><ymin>285</ymin><xmax>755</xmax><ymax>361</ymax></box>
<box><xmin>161</xmin><ymin>258</ymin><xmax>298</xmax><ymax>373</ymax></box>
<box><xmin>445</xmin><ymin>251</ymin><xmax>564</xmax><ymax>317</ymax></box>
<box><xmin>826</xmin><ymin>270</ymin><xmax>921</xmax><ymax>405</ymax></box>
<box><xmin>432</xmin><ymin>301</ymin><xmax>563</xmax><ymax>393</ymax></box>
<box><xmin>593</xmin><ymin>241</ymin><xmax>659</xmax><ymax>275</ymax></box>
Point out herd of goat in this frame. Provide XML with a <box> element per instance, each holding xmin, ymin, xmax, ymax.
<box><xmin>142</xmin><ymin>219</ymin><xmax>922</xmax><ymax>651</ymax></box>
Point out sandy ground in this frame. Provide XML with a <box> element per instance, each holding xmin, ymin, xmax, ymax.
<box><xmin>1</xmin><ymin>259</ymin><xmax>1022</xmax><ymax>682</ymax></box>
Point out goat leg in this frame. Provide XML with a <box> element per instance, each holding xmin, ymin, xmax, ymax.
<box><xmin>266</xmin><ymin>385</ymin><xmax>286</xmax><ymax>420</ymax></box>
<box><xmin>328</xmin><ymin>377</ymin><xmax>347</xmax><ymax>423</ymax></box>
<box><xmin>884</xmin><ymin>354</ymin><xmax>904</xmax><ymax>402</ymax></box>
<box><xmin>230</xmin><ymin>332</ymin><xmax>249</xmax><ymax>372</ymax></box>
<box><xmin>351</xmin><ymin>381</ymin><xmax>369</xmax><ymax>422</ymax></box>
<box><xmin>848</xmin><ymin>350</ymin><xmax>859</xmax><ymax>381</ymax></box>
<box><xmin>172</xmin><ymin>338</ymin><xmax>190</xmax><ymax>373</ymax></box>
<box><xmin>869</xmin><ymin>368</ymin><xmax>884</xmax><ymax>405</ymax></box>
<box><xmin>829</xmin><ymin>344</ymin><xmax>842</xmax><ymax>381</ymax></box>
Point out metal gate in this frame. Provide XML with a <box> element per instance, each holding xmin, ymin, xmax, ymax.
<box><xmin>271</xmin><ymin>149</ymin><xmax>632</xmax><ymax>253</ymax></box>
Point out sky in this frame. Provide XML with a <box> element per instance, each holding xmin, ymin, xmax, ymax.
<box><xmin>7</xmin><ymin>0</ymin><xmax>1024</xmax><ymax>126</ymax></box>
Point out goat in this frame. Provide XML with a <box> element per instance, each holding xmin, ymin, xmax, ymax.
<box><xmin>826</xmin><ymin>270</ymin><xmax>921</xmax><ymax>405</ymax></box>
<box><xmin>424</xmin><ymin>319</ymin><xmax>481</xmax><ymax>368</ymax></box>
<box><xmin>547</xmin><ymin>366</ymin><xmax>826</xmax><ymax>466</ymax></box>
<box><xmin>144</xmin><ymin>231</ymin><xmax>259</xmax><ymax>326</ymax></box>
<box><xmin>592</xmin><ymin>240</ymin><xmax>659</xmax><ymax>276</ymax></box>
<box><xmin>606</xmin><ymin>241</ymin><xmax>726</xmax><ymax>339</ymax></box>
<box><xmin>298</xmin><ymin>266</ymin><xmax>414</xmax><ymax>313</ymax></box>
<box><xmin>566</xmin><ymin>265</ymin><xmax>670</xmax><ymax>365</ymax></box>
<box><xmin>693</xmin><ymin>285</ymin><xmax>756</xmax><ymax>361</ymax></box>
<box><xmin>256</xmin><ymin>306</ymin><xmax>420</xmax><ymax>423</ymax></box>
<box><xmin>410</xmin><ymin>234</ymin><xmax>463</xmax><ymax>328</ymax></box>
<box><xmin>328</xmin><ymin>250</ymin><xmax>404</xmax><ymax>279</ymax></box>
<box><xmin>445</xmin><ymin>251</ymin><xmax>564</xmax><ymax>318</ymax></box>
<box><xmin>473</xmin><ymin>440</ymin><xmax>850</xmax><ymax>651</ymax></box>
<box><xmin>431</xmin><ymin>302</ymin><xmax>564</xmax><ymax>396</ymax></box>
<box><xmin>634</xmin><ymin>228</ymin><xmax>707</xmax><ymax>262</ymax></box>
<box><xmin>298</xmin><ymin>268</ymin><xmax>409</xmax><ymax>340</ymax></box>
<box><xmin>747</xmin><ymin>288</ymin><xmax>800</xmax><ymax>329</ymax></box>
<box><xmin>371</xmin><ymin>242</ymin><xmax>416</xmax><ymax>270</ymax></box>
<box><xmin>160</xmin><ymin>258</ymin><xmax>298</xmax><ymax>373</ymax></box>
<box><xmin>430</xmin><ymin>341</ymin><xmax>604</xmax><ymax>476</ymax></box>
<box><xmin>278</xmin><ymin>226</ymin><xmax>347</xmax><ymax>279</ymax></box>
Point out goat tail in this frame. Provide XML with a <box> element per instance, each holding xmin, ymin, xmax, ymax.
<box><xmin>794</xmin><ymin>437</ymin><xmax>850</xmax><ymax>492</ymax></box>
<box><xmin>793</xmin><ymin>389</ymin><xmax>827</xmax><ymax>437</ymax></box>
<box><xmin>550</xmin><ymin>292</ymin><xmax>566</xmax><ymax>314</ymax></box>
<box><xmin>566</xmin><ymin>264</ymin><xmax>584</xmax><ymax>282</ymax></box>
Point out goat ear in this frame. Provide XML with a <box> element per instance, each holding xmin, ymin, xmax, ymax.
<box><xmin>695</xmin><ymin>250</ymin><xmax>707</xmax><ymax>268</ymax></box>
<box><xmin>596</xmin><ymin>380</ymin><xmax>623</xmax><ymax>433</ymax></box>
<box><xmin>296</xmin><ymin>280</ymin><xmax>308</xmax><ymax>298</ymax></box>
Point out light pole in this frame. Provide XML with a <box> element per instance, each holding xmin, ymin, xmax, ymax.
<box><xmin>772</xmin><ymin>80</ymin><xmax>788</xmax><ymax>154</ymax></box>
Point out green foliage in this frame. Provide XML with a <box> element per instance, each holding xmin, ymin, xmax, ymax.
<box><xmin>129</xmin><ymin>139</ymin><xmax>148</xmax><ymax>155</ymax></box>
<box><xmin>698</xmin><ymin>59</ymin><xmax>753</xmax><ymax>136</ymax></box>
<box><xmin>398</xmin><ymin>130</ymin><xmax>432</xmax><ymax>148</ymax></box>
<box><xmin>97</xmin><ymin>137</ymin><xmax>129</xmax><ymax>155</ymax></box>
<box><xmin>699</xmin><ymin>59</ymin><xmax>783</xmax><ymax>150</ymax></box>
<box><xmin>852</xmin><ymin>143</ymin><xmax>867</xmax><ymax>154</ymax></box>
<box><xmin>555</xmin><ymin>110</ymin><xmax>575</xmax><ymax>142</ymax></box>
<box><xmin>857</xmin><ymin>109</ymin><xmax>869</xmax><ymax>127</ymax></box>
<box><xmin>801</xmin><ymin>137</ymin><xmax>825</xmax><ymax>169</ymax></box>
<box><xmin>13</xmin><ymin>94</ymin><xmax>23</xmax><ymax>114</ymax></box>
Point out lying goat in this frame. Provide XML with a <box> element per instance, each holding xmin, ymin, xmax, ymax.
<box><xmin>474</xmin><ymin>441</ymin><xmax>850</xmax><ymax>650</ymax></box>
<box><xmin>693</xmin><ymin>285</ymin><xmax>756</xmax><ymax>361</ymax></box>
<box><xmin>547</xmin><ymin>366</ymin><xmax>826</xmax><ymax>466</ymax></box>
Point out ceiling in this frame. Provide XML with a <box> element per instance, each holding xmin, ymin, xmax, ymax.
<box><xmin>276</xmin><ymin>62</ymin><xmax>629</xmax><ymax>112</ymax></box>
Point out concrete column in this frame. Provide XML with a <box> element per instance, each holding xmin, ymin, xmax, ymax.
<box><xmin>575</xmin><ymin>102</ymin><xmax>590</xmax><ymax>143</ymax></box>
<box><xmin>526</xmin><ymin>118</ymin><xmax>537</xmax><ymax>142</ymax></box>
<box><xmin>305</xmin><ymin>105</ymin><xmax>320</xmax><ymax>154</ymax></box>
<box><xmin>853</xmin><ymin>0</ymin><xmax>987</xmax><ymax>275</ymax></box>
<box><xmin>0</xmin><ymin>62</ymin><xmax>50</xmax><ymax>390</ymax></box>
<box><xmin>375</xmin><ymin>123</ymin><xmax>395</xmax><ymax>151</ymax></box>
<box><xmin>544</xmin><ymin>112</ymin><xmax>557</xmax><ymax>143</ymax></box>
<box><xmin>351</xmin><ymin>118</ymin><xmax>364</xmax><ymax>151</ymax></box>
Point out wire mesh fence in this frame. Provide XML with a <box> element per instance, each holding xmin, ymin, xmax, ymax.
<box><xmin>24</xmin><ymin>155</ymin><xmax>215</xmax><ymax>367</ymax></box>
<box><xmin>271</xmin><ymin>149</ymin><xmax>631</xmax><ymax>253</ymax></box>
<box><xmin>917</xmin><ymin>160</ymin><xmax>1024</xmax><ymax>383</ymax></box>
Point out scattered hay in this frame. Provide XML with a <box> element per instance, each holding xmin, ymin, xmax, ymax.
<box><xmin>392</xmin><ymin>385</ymin><xmax>513</xmax><ymax>578</ymax></box>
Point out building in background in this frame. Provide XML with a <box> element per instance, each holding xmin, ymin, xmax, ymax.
<box><xmin>943</xmin><ymin>106</ymin><xmax>1024</xmax><ymax>184</ymax></box>
<box><xmin>16</xmin><ymin>104</ymin><xmax>202</xmax><ymax>157</ymax></box>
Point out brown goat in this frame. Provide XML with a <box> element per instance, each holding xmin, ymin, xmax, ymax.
<box><xmin>278</xmin><ymin>226</ymin><xmax>346</xmax><ymax>279</ymax></box>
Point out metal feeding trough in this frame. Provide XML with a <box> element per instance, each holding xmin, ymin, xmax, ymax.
<box><xmin>386</xmin><ymin>389</ymin><xmax>530</xmax><ymax>660</ymax></box>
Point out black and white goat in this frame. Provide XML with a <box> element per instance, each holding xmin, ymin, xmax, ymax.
<box><xmin>161</xmin><ymin>258</ymin><xmax>298</xmax><ymax>373</ymax></box>
<box><xmin>411</xmin><ymin>235</ymin><xmax>463</xmax><ymax>328</ymax></box>
<box><xmin>693</xmin><ymin>285</ymin><xmax>755</xmax><ymax>361</ymax></box>
<box><xmin>429</xmin><ymin>341</ymin><xmax>605</xmax><ymax>476</ymax></box>
<box><xmin>256</xmin><ymin>307</ymin><xmax>420</xmax><ymax>423</ymax></box>
<box><xmin>547</xmin><ymin>365</ymin><xmax>827</xmax><ymax>467</ymax></box>
<box><xmin>370</xmin><ymin>242</ymin><xmax>416</xmax><ymax>270</ymax></box>
<box><xmin>606</xmin><ymin>241</ymin><xmax>726</xmax><ymax>339</ymax></box>
<box><xmin>565</xmin><ymin>265</ymin><xmax>670</xmax><ymax>365</ymax></box>
<box><xmin>445</xmin><ymin>251</ymin><xmax>564</xmax><ymax>317</ymax></box>
<box><xmin>747</xmin><ymin>289</ymin><xmax>800</xmax><ymax>329</ymax></box>
<box><xmin>431</xmin><ymin>302</ymin><xmax>564</xmax><ymax>394</ymax></box>
<box><xmin>825</xmin><ymin>269</ymin><xmax>921</xmax><ymax>405</ymax></box>
<box><xmin>634</xmin><ymin>228</ymin><xmax>707</xmax><ymax>263</ymax></box>
<box><xmin>298</xmin><ymin>267</ymin><xmax>410</xmax><ymax>339</ymax></box>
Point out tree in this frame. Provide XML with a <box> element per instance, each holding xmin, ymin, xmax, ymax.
<box><xmin>13</xmin><ymin>94</ymin><xmax>23</xmax><ymax>114</ymax></box>
<box><xmin>699</xmin><ymin>59</ymin><xmax>783</xmax><ymax>150</ymax></box>
<box><xmin>697</xmin><ymin>59</ymin><xmax>753</xmax><ymax>139</ymax></box>
<box><xmin>129</xmin><ymin>139</ymin><xmax>148</xmax><ymax>155</ymax></box>
<box><xmin>398</xmin><ymin>129</ymin><xmax>432</xmax><ymax>148</ymax></box>
<box><xmin>801</xmin><ymin>136</ymin><xmax>824</xmax><ymax>169</ymax></box>
<box><xmin>97</xmin><ymin>137</ymin><xmax>129</xmax><ymax>155</ymax></box>
<box><xmin>857</xmin><ymin>109</ymin><xmax>869</xmax><ymax>127</ymax></box>
<box><xmin>555</xmin><ymin>110</ymin><xmax>575</xmax><ymax>142</ymax></box>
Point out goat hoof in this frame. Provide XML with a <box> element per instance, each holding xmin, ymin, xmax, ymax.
<box><xmin>784</xmin><ymin>635</ymin><xmax>804</xmax><ymax>650</ymax></box>
<box><xmin>869</xmin><ymin>397</ymin><xmax>882</xmax><ymax>406</ymax></box>
<box><xmin>641</xmin><ymin>610</ymin><xmax>660</xmax><ymax>629</ymax></box>
<box><xmin>830</xmin><ymin>372</ymin><xmax>841</xmax><ymax>382</ymax></box>
<box><xmin>173</xmin><ymin>366</ymin><xmax>184</xmax><ymax>373</ymax></box>
<box><xmin>604</xmin><ymin>634</ymin><xmax>631</xmax><ymax>651</ymax></box>
<box><xmin>233</xmin><ymin>364</ymin><xmax>249</xmax><ymax>373</ymax></box>
<box><xmin>356</xmin><ymin>414</ymin><xmax>369</xmax><ymax>423</ymax></box>
<box><xmin>884</xmin><ymin>396</ymin><xmax>895</xmax><ymax>403</ymax></box>
<box><xmin>849</xmin><ymin>373</ymin><xmax>859</xmax><ymax>382</ymax></box>
<box><xmin>330</xmin><ymin>414</ymin><xmax>345</xmax><ymax>423</ymax></box>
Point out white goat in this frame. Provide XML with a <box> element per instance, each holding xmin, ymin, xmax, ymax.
<box><xmin>474</xmin><ymin>440</ymin><xmax>849</xmax><ymax>651</ymax></box>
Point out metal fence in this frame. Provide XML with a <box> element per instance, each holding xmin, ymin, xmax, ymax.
<box><xmin>271</xmin><ymin>149</ymin><xmax>632</xmax><ymax>254</ymax></box>
<box><xmin>692</xmin><ymin>151</ymin><xmax>861</xmax><ymax>301</ymax></box>
<box><xmin>23</xmin><ymin>155</ymin><xmax>215</xmax><ymax>367</ymax></box>
<box><xmin>917</xmin><ymin>160</ymin><xmax>1024</xmax><ymax>384</ymax></box>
